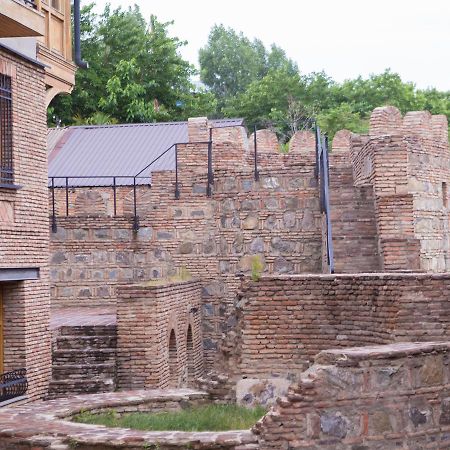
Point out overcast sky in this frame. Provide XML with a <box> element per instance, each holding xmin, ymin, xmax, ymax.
<box><xmin>93</xmin><ymin>0</ymin><xmax>450</xmax><ymax>91</ymax></box>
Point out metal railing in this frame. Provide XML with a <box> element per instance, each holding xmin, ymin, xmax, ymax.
<box><xmin>315</xmin><ymin>125</ymin><xmax>334</xmax><ymax>273</ymax></box>
<box><xmin>0</xmin><ymin>368</ymin><xmax>28</xmax><ymax>403</ymax></box>
<box><xmin>49</xmin><ymin>125</ymin><xmax>260</xmax><ymax>233</ymax></box>
<box><xmin>48</xmin><ymin>176</ymin><xmax>150</xmax><ymax>233</ymax></box>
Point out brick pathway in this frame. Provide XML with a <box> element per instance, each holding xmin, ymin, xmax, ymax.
<box><xmin>0</xmin><ymin>389</ymin><xmax>259</xmax><ymax>449</ymax></box>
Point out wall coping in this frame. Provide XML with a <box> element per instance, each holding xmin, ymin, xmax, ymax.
<box><xmin>0</xmin><ymin>389</ymin><xmax>258</xmax><ymax>448</ymax></box>
<box><xmin>315</xmin><ymin>341</ymin><xmax>450</xmax><ymax>365</ymax></box>
<box><xmin>242</xmin><ymin>272</ymin><xmax>450</xmax><ymax>284</ymax></box>
<box><xmin>118</xmin><ymin>279</ymin><xmax>201</xmax><ymax>292</ymax></box>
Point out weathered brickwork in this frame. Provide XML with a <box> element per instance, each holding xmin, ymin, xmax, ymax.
<box><xmin>350</xmin><ymin>106</ymin><xmax>450</xmax><ymax>272</ymax></box>
<box><xmin>0</xmin><ymin>388</ymin><xmax>258</xmax><ymax>449</ymax></box>
<box><xmin>255</xmin><ymin>342</ymin><xmax>450</xmax><ymax>449</ymax></box>
<box><xmin>48</xmin><ymin>107</ymin><xmax>450</xmax><ymax>375</ymax></box>
<box><xmin>116</xmin><ymin>280</ymin><xmax>204</xmax><ymax>390</ymax></box>
<box><xmin>227</xmin><ymin>274</ymin><xmax>450</xmax><ymax>381</ymax></box>
<box><xmin>0</xmin><ymin>49</ymin><xmax>51</xmax><ymax>401</ymax></box>
<box><xmin>49</xmin><ymin>124</ymin><xmax>325</xmax><ymax>367</ymax></box>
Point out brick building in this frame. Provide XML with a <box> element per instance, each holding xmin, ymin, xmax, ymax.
<box><xmin>0</xmin><ymin>0</ymin><xmax>75</xmax><ymax>404</ymax></box>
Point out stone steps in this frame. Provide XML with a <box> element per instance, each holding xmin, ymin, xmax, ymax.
<box><xmin>48</xmin><ymin>324</ymin><xmax>117</xmax><ymax>399</ymax></box>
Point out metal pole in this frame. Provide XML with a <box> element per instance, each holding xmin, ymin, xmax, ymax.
<box><xmin>175</xmin><ymin>144</ymin><xmax>180</xmax><ymax>199</ymax></box>
<box><xmin>209</xmin><ymin>128</ymin><xmax>214</xmax><ymax>184</ymax></box>
<box><xmin>65</xmin><ymin>177</ymin><xmax>69</xmax><ymax>216</ymax></box>
<box><xmin>51</xmin><ymin>177</ymin><xmax>57</xmax><ymax>233</ymax></box>
<box><xmin>322</xmin><ymin>136</ymin><xmax>334</xmax><ymax>274</ymax></box>
<box><xmin>207</xmin><ymin>133</ymin><xmax>212</xmax><ymax>197</ymax></box>
<box><xmin>253</xmin><ymin>125</ymin><xmax>259</xmax><ymax>181</ymax></box>
<box><xmin>113</xmin><ymin>177</ymin><xmax>117</xmax><ymax>216</ymax></box>
<box><xmin>133</xmin><ymin>177</ymin><xmax>139</xmax><ymax>232</ymax></box>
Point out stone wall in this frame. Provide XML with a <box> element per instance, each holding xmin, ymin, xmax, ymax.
<box><xmin>0</xmin><ymin>48</ymin><xmax>51</xmax><ymax>401</ymax></box>
<box><xmin>255</xmin><ymin>342</ymin><xmax>450</xmax><ymax>449</ymax></box>
<box><xmin>116</xmin><ymin>280</ymin><xmax>203</xmax><ymax>390</ymax></box>
<box><xmin>49</xmin><ymin>123</ymin><xmax>326</xmax><ymax>367</ymax></box>
<box><xmin>227</xmin><ymin>273</ymin><xmax>450</xmax><ymax>382</ymax></box>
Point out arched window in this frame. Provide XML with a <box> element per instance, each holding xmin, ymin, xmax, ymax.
<box><xmin>168</xmin><ymin>329</ymin><xmax>178</xmax><ymax>388</ymax></box>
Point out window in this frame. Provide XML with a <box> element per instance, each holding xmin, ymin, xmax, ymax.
<box><xmin>51</xmin><ymin>0</ymin><xmax>61</xmax><ymax>11</ymax></box>
<box><xmin>0</xmin><ymin>75</ymin><xmax>13</xmax><ymax>186</ymax></box>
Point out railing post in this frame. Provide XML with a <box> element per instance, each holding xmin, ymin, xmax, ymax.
<box><xmin>51</xmin><ymin>177</ymin><xmax>57</xmax><ymax>233</ymax></box>
<box><xmin>132</xmin><ymin>176</ymin><xmax>139</xmax><ymax>232</ymax></box>
<box><xmin>206</xmin><ymin>129</ymin><xmax>213</xmax><ymax>197</ymax></box>
<box><xmin>113</xmin><ymin>177</ymin><xmax>117</xmax><ymax>216</ymax></box>
<box><xmin>65</xmin><ymin>177</ymin><xmax>69</xmax><ymax>217</ymax></box>
<box><xmin>175</xmin><ymin>144</ymin><xmax>180</xmax><ymax>199</ymax></box>
<box><xmin>253</xmin><ymin>125</ymin><xmax>259</xmax><ymax>181</ymax></box>
<box><xmin>322</xmin><ymin>136</ymin><xmax>334</xmax><ymax>274</ymax></box>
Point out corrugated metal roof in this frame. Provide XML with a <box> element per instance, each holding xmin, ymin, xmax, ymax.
<box><xmin>48</xmin><ymin>119</ymin><xmax>244</xmax><ymax>187</ymax></box>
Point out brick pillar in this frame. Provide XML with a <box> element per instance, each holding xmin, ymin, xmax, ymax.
<box><xmin>188</xmin><ymin>117</ymin><xmax>209</xmax><ymax>143</ymax></box>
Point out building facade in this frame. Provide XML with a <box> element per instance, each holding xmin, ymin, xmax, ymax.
<box><xmin>0</xmin><ymin>0</ymin><xmax>75</xmax><ymax>403</ymax></box>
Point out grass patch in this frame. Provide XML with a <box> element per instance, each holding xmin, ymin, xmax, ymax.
<box><xmin>72</xmin><ymin>404</ymin><xmax>266</xmax><ymax>432</ymax></box>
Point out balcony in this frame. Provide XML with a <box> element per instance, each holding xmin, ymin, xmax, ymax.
<box><xmin>0</xmin><ymin>0</ymin><xmax>45</xmax><ymax>38</ymax></box>
<box><xmin>37</xmin><ymin>0</ymin><xmax>76</xmax><ymax>105</ymax></box>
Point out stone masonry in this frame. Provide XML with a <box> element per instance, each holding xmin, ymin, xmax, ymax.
<box><xmin>0</xmin><ymin>48</ymin><xmax>51</xmax><ymax>401</ymax></box>
<box><xmin>48</xmin><ymin>109</ymin><xmax>450</xmax><ymax>372</ymax></box>
<box><xmin>255</xmin><ymin>342</ymin><xmax>450</xmax><ymax>449</ymax></box>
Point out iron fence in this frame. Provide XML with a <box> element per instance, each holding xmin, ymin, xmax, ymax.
<box><xmin>0</xmin><ymin>368</ymin><xmax>28</xmax><ymax>403</ymax></box>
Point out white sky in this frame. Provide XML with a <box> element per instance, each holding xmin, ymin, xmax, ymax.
<box><xmin>92</xmin><ymin>0</ymin><xmax>450</xmax><ymax>91</ymax></box>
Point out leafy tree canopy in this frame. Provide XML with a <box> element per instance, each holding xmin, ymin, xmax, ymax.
<box><xmin>49</xmin><ymin>3</ymin><xmax>214</xmax><ymax>125</ymax></box>
<box><xmin>49</xmin><ymin>14</ymin><xmax>450</xmax><ymax>143</ymax></box>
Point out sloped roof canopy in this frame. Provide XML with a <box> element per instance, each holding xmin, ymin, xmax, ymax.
<box><xmin>48</xmin><ymin>119</ymin><xmax>244</xmax><ymax>187</ymax></box>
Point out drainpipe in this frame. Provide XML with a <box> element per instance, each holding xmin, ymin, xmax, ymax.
<box><xmin>73</xmin><ymin>0</ymin><xmax>88</xmax><ymax>69</ymax></box>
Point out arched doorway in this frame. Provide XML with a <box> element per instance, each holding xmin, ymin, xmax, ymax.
<box><xmin>186</xmin><ymin>325</ymin><xmax>194</xmax><ymax>384</ymax></box>
<box><xmin>168</xmin><ymin>329</ymin><xmax>178</xmax><ymax>388</ymax></box>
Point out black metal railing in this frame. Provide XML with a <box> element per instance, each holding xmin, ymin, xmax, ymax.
<box><xmin>0</xmin><ymin>369</ymin><xmax>28</xmax><ymax>403</ymax></box>
<box><xmin>315</xmin><ymin>125</ymin><xmax>334</xmax><ymax>273</ymax></box>
<box><xmin>48</xmin><ymin>176</ymin><xmax>150</xmax><ymax>233</ymax></box>
<box><xmin>49</xmin><ymin>125</ymin><xmax>259</xmax><ymax>232</ymax></box>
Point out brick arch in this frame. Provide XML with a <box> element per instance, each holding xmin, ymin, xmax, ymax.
<box><xmin>73</xmin><ymin>190</ymin><xmax>108</xmax><ymax>216</ymax></box>
<box><xmin>186</xmin><ymin>324</ymin><xmax>194</xmax><ymax>384</ymax></box>
<box><xmin>168</xmin><ymin>329</ymin><xmax>178</xmax><ymax>388</ymax></box>
<box><xmin>122</xmin><ymin>187</ymin><xmax>153</xmax><ymax>217</ymax></box>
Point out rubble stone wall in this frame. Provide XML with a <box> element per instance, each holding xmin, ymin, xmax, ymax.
<box><xmin>255</xmin><ymin>342</ymin><xmax>450</xmax><ymax>450</ymax></box>
<box><xmin>49</xmin><ymin>123</ymin><xmax>325</xmax><ymax>367</ymax></box>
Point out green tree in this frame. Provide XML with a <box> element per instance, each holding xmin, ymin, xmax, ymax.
<box><xmin>49</xmin><ymin>4</ymin><xmax>197</xmax><ymax>125</ymax></box>
<box><xmin>317</xmin><ymin>104</ymin><xmax>368</xmax><ymax>139</ymax></box>
<box><xmin>199</xmin><ymin>25</ymin><xmax>297</xmax><ymax>102</ymax></box>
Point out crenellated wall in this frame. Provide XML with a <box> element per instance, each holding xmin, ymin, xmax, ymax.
<box><xmin>49</xmin><ymin>120</ymin><xmax>325</xmax><ymax>368</ymax></box>
<box><xmin>350</xmin><ymin>106</ymin><xmax>450</xmax><ymax>272</ymax></box>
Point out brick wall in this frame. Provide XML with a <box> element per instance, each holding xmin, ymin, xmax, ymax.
<box><xmin>0</xmin><ymin>49</ymin><xmax>51</xmax><ymax>401</ymax></box>
<box><xmin>116</xmin><ymin>280</ymin><xmax>203</xmax><ymax>389</ymax></box>
<box><xmin>229</xmin><ymin>273</ymin><xmax>450</xmax><ymax>380</ymax></box>
<box><xmin>49</xmin><ymin>128</ymin><xmax>325</xmax><ymax>368</ymax></box>
<box><xmin>350</xmin><ymin>106</ymin><xmax>450</xmax><ymax>272</ymax></box>
<box><xmin>255</xmin><ymin>342</ymin><xmax>450</xmax><ymax>449</ymax></box>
